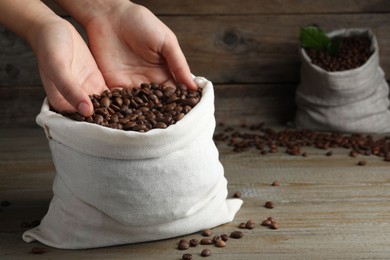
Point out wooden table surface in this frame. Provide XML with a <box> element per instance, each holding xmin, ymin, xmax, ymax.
<box><xmin>1</xmin><ymin>126</ymin><xmax>390</xmax><ymax>260</ymax></box>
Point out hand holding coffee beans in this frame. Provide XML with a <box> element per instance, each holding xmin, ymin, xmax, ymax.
<box><xmin>62</xmin><ymin>82</ymin><xmax>202</xmax><ymax>132</ymax></box>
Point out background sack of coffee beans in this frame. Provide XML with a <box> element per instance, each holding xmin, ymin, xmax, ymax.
<box><xmin>22</xmin><ymin>77</ymin><xmax>243</xmax><ymax>249</ymax></box>
<box><xmin>295</xmin><ymin>28</ymin><xmax>390</xmax><ymax>134</ymax></box>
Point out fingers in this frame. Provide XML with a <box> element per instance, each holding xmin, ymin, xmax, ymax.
<box><xmin>162</xmin><ymin>35</ymin><xmax>197</xmax><ymax>91</ymax></box>
<box><xmin>48</xmin><ymin>68</ymin><xmax>94</xmax><ymax>117</ymax></box>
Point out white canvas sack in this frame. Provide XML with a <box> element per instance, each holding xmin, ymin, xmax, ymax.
<box><xmin>295</xmin><ymin>28</ymin><xmax>390</xmax><ymax>133</ymax></box>
<box><xmin>23</xmin><ymin>76</ymin><xmax>243</xmax><ymax>249</ymax></box>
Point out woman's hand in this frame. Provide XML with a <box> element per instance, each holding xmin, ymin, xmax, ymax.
<box><xmin>31</xmin><ymin>18</ymin><xmax>108</xmax><ymax>116</ymax></box>
<box><xmin>56</xmin><ymin>0</ymin><xmax>197</xmax><ymax>91</ymax></box>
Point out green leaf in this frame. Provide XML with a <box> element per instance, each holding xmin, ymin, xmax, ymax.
<box><xmin>300</xmin><ymin>26</ymin><xmax>330</xmax><ymax>51</ymax></box>
<box><xmin>327</xmin><ymin>38</ymin><xmax>342</xmax><ymax>56</ymax></box>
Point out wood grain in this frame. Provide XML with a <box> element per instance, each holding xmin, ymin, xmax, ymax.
<box><xmin>45</xmin><ymin>0</ymin><xmax>390</xmax><ymax>15</ymax></box>
<box><xmin>1</xmin><ymin>128</ymin><xmax>390</xmax><ymax>259</ymax></box>
<box><xmin>1</xmin><ymin>14</ymin><xmax>390</xmax><ymax>86</ymax></box>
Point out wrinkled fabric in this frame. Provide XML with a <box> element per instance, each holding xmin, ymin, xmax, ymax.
<box><xmin>23</xmin><ymin>77</ymin><xmax>242</xmax><ymax>249</ymax></box>
<box><xmin>295</xmin><ymin>29</ymin><xmax>390</xmax><ymax>134</ymax></box>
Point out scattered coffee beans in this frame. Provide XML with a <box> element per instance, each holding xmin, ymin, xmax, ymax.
<box><xmin>62</xmin><ymin>83</ymin><xmax>202</xmax><ymax>133</ymax></box>
<box><xmin>261</xmin><ymin>217</ymin><xmax>280</xmax><ymax>230</ymax></box>
<box><xmin>214</xmin><ymin>123</ymin><xmax>390</xmax><ymax>163</ymax></box>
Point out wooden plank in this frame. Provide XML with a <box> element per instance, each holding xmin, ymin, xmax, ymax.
<box><xmin>43</xmin><ymin>0</ymin><xmax>390</xmax><ymax>15</ymax></box>
<box><xmin>134</xmin><ymin>0</ymin><xmax>390</xmax><ymax>14</ymax></box>
<box><xmin>1</xmin><ymin>14</ymin><xmax>390</xmax><ymax>86</ymax></box>
<box><xmin>0</xmin><ymin>84</ymin><xmax>296</xmax><ymax>128</ymax></box>
<box><xmin>1</xmin><ymin>128</ymin><xmax>390</xmax><ymax>259</ymax></box>
<box><xmin>0</xmin><ymin>86</ymin><xmax>46</xmax><ymax>128</ymax></box>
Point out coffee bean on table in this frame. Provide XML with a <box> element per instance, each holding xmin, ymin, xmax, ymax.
<box><xmin>245</xmin><ymin>219</ymin><xmax>255</xmax><ymax>229</ymax></box>
<box><xmin>177</xmin><ymin>241</ymin><xmax>190</xmax><ymax>250</ymax></box>
<box><xmin>215</xmin><ymin>239</ymin><xmax>226</xmax><ymax>248</ymax></box>
<box><xmin>202</xmin><ymin>229</ymin><xmax>212</xmax><ymax>237</ymax></box>
<box><xmin>357</xmin><ymin>160</ymin><xmax>367</xmax><ymax>166</ymax></box>
<box><xmin>182</xmin><ymin>253</ymin><xmax>193</xmax><ymax>260</ymax></box>
<box><xmin>264</xmin><ymin>201</ymin><xmax>274</xmax><ymax>209</ymax></box>
<box><xmin>220</xmin><ymin>234</ymin><xmax>229</xmax><ymax>242</ymax></box>
<box><xmin>201</xmin><ymin>249</ymin><xmax>211</xmax><ymax>257</ymax></box>
<box><xmin>200</xmin><ymin>238</ymin><xmax>213</xmax><ymax>245</ymax></box>
<box><xmin>233</xmin><ymin>191</ymin><xmax>242</xmax><ymax>198</ymax></box>
<box><xmin>238</xmin><ymin>222</ymin><xmax>246</xmax><ymax>229</ymax></box>
<box><xmin>30</xmin><ymin>247</ymin><xmax>47</xmax><ymax>254</ymax></box>
<box><xmin>189</xmin><ymin>238</ymin><xmax>199</xmax><ymax>247</ymax></box>
<box><xmin>230</xmin><ymin>231</ymin><xmax>244</xmax><ymax>239</ymax></box>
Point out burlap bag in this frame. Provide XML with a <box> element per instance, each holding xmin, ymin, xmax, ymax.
<box><xmin>23</xmin><ymin>76</ymin><xmax>242</xmax><ymax>249</ymax></box>
<box><xmin>295</xmin><ymin>28</ymin><xmax>390</xmax><ymax>133</ymax></box>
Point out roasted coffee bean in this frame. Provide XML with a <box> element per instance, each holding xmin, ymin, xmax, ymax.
<box><xmin>189</xmin><ymin>238</ymin><xmax>199</xmax><ymax>247</ymax></box>
<box><xmin>215</xmin><ymin>239</ymin><xmax>226</xmax><ymax>248</ymax></box>
<box><xmin>201</xmin><ymin>249</ymin><xmax>211</xmax><ymax>257</ymax></box>
<box><xmin>271</xmin><ymin>181</ymin><xmax>280</xmax><ymax>186</ymax></box>
<box><xmin>202</xmin><ymin>229</ymin><xmax>212</xmax><ymax>237</ymax></box>
<box><xmin>261</xmin><ymin>219</ymin><xmax>272</xmax><ymax>226</ymax></box>
<box><xmin>357</xmin><ymin>160</ymin><xmax>367</xmax><ymax>166</ymax></box>
<box><xmin>177</xmin><ymin>241</ymin><xmax>190</xmax><ymax>250</ymax></box>
<box><xmin>230</xmin><ymin>231</ymin><xmax>243</xmax><ymax>239</ymax></box>
<box><xmin>182</xmin><ymin>253</ymin><xmax>193</xmax><ymax>260</ymax></box>
<box><xmin>31</xmin><ymin>247</ymin><xmax>47</xmax><ymax>254</ymax></box>
<box><xmin>238</xmin><ymin>222</ymin><xmax>246</xmax><ymax>229</ymax></box>
<box><xmin>100</xmin><ymin>97</ymin><xmax>111</xmax><ymax>108</ymax></box>
<box><xmin>270</xmin><ymin>222</ymin><xmax>279</xmax><ymax>230</ymax></box>
<box><xmin>163</xmin><ymin>85</ymin><xmax>176</xmax><ymax>97</ymax></box>
<box><xmin>200</xmin><ymin>238</ymin><xmax>213</xmax><ymax>245</ymax></box>
<box><xmin>233</xmin><ymin>191</ymin><xmax>242</xmax><ymax>198</ymax></box>
<box><xmin>212</xmin><ymin>235</ymin><xmax>221</xmax><ymax>243</ymax></box>
<box><xmin>264</xmin><ymin>201</ymin><xmax>274</xmax><ymax>209</ymax></box>
<box><xmin>245</xmin><ymin>219</ymin><xmax>255</xmax><ymax>229</ymax></box>
<box><xmin>220</xmin><ymin>234</ymin><xmax>229</xmax><ymax>242</ymax></box>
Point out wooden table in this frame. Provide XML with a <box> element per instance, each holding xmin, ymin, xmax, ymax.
<box><xmin>1</xmin><ymin>126</ymin><xmax>390</xmax><ymax>259</ymax></box>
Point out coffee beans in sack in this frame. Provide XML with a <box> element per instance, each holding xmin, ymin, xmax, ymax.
<box><xmin>22</xmin><ymin>77</ymin><xmax>243</xmax><ymax>249</ymax></box>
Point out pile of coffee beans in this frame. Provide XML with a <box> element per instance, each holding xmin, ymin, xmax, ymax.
<box><xmin>62</xmin><ymin>83</ymin><xmax>202</xmax><ymax>132</ymax></box>
<box><xmin>213</xmin><ymin>123</ymin><xmax>390</xmax><ymax>162</ymax></box>
<box><xmin>305</xmin><ymin>35</ymin><xmax>373</xmax><ymax>72</ymax></box>
<box><xmin>177</xmin><ymin>228</ymin><xmax>243</xmax><ymax>258</ymax></box>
